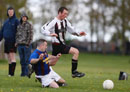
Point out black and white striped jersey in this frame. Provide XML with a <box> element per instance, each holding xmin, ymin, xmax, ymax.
<box><xmin>41</xmin><ymin>17</ymin><xmax>79</xmax><ymax>44</ymax></box>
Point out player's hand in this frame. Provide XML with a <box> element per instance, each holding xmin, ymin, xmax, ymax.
<box><xmin>56</xmin><ymin>53</ymin><xmax>61</xmax><ymax>58</ymax></box>
<box><xmin>39</xmin><ymin>54</ymin><xmax>44</xmax><ymax>60</ymax></box>
<box><xmin>50</xmin><ymin>33</ymin><xmax>58</xmax><ymax>37</ymax></box>
<box><xmin>79</xmin><ymin>32</ymin><xmax>86</xmax><ymax>36</ymax></box>
<box><xmin>49</xmin><ymin>54</ymin><xmax>61</xmax><ymax>66</ymax></box>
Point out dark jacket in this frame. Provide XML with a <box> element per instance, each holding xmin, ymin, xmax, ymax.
<box><xmin>0</xmin><ymin>7</ymin><xmax>19</xmax><ymax>43</ymax></box>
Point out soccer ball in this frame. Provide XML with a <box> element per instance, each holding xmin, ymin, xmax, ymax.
<box><xmin>103</xmin><ymin>80</ymin><xmax>114</xmax><ymax>90</ymax></box>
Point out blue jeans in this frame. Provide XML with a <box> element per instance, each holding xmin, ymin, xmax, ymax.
<box><xmin>18</xmin><ymin>45</ymin><xmax>32</xmax><ymax>76</ymax></box>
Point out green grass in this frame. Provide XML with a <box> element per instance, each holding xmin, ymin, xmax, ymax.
<box><xmin>0</xmin><ymin>53</ymin><xmax>130</xmax><ymax>92</ymax></box>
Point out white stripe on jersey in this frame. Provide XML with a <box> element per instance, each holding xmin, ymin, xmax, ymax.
<box><xmin>41</xmin><ymin>17</ymin><xmax>79</xmax><ymax>43</ymax></box>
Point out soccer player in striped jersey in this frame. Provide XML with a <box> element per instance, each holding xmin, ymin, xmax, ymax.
<box><xmin>29</xmin><ymin>39</ymin><xmax>66</xmax><ymax>88</ymax></box>
<box><xmin>41</xmin><ymin>7</ymin><xmax>86</xmax><ymax>78</ymax></box>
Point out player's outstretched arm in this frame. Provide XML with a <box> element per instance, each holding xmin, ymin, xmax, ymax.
<box><xmin>50</xmin><ymin>33</ymin><xmax>58</xmax><ymax>37</ymax></box>
<box><xmin>48</xmin><ymin>53</ymin><xmax>61</xmax><ymax>66</ymax></box>
<box><xmin>72</xmin><ymin>32</ymin><xmax>86</xmax><ymax>36</ymax></box>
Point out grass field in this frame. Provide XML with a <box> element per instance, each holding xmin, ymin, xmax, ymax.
<box><xmin>0</xmin><ymin>53</ymin><xmax>130</xmax><ymax>92</ymax></box>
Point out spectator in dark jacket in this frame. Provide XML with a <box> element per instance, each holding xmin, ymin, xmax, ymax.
<box><xmin>0</xmin><ymin>7</ymin><xmax>19</xmax><ymax>77</ymax></box>
<box><xmin>16</xmin><ymin>13</ymin><xmax>33</xmax><ymax>77</ymax></box>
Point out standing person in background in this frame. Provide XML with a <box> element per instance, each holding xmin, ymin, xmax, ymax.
<box><xmin>16</xmin><ymin>13</ymin><xmax>33</xmax><ymax>77</ymax></box>
<box><xmin>41</xmin><ymin>7</ymin><xmax>86</xmax><ymax>78</ymax></box>
<box><xmin>0</xmin><ymin>7</ymin><xmax>19</xmax><ymax>77</ymax></box>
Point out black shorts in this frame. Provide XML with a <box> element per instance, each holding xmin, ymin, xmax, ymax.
<box><xmin>4</xmin><ymin>42</ymin><xmax>17</xmax><ymax>53</ymax></box>
<box><xmin>52</xmin><ymin>43</ymin><xmax>71</xmax><ymax>56</ymax></box>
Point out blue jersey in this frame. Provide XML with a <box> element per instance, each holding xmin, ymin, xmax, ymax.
<box><xmin>29</xmin><ymin>49</ymin><xmax>50</xmax><ymax>76</ymax></box>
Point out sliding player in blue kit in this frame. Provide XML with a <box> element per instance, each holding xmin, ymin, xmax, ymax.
<box><xmin>29</xmin><ymin>39</ymin><xmax>66</xmax><ymax>88</ymax></box>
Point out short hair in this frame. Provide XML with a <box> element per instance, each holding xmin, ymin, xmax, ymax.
<box><xmin>58</xmin><ymin>7</ymin><xmax>68</xmax><ymax>14</ymax></box>
<box><xmin>36</xmin><ymin>39</ymin><xmax>47</xmax><ymax>47</ymax></box>
<box><xmin>8</xmin><ymin>6</ymin><xmax>14</xmax><ymax>10</ymax></box>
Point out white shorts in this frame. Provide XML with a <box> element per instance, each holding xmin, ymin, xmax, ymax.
<box><xmin>35</xmin><ymin>67</ymin><xmax>61</xmax><ymax>87</ymax></box>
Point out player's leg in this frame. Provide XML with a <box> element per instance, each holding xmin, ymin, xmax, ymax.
<box><xmin>39</xmin><ymin>73</ymin><xmax>59</xmax><ymax>88</ymax></box>
<box><xmin>9</xmin><ymin>52</ymin><xmax>16</xmax><ymax>76</ymax></box>
<box><xmin>35</xmin><ymin>77</ymin><xmax>61</xmax><ymax>88</ymax></box>
<box><xmin>69</xmin><ymin>47</ymin><xmax>85</xmax><ymax>78</ymax></box>
<box><xmin>4</xmin><ymin>43</ymin><xmax>12</xmax><ymax>76</ymax></box>
<box><xmin>56</xmin><ymin>78</ymin><xmax>67</xmax><ymax>86</ymax></box>
<box><xmin>27</xmin><ymin>46</ymin><xmax>34</xmax><ymax>78</ymax></box>
<box><xmin>57</xmin><ymin>78</ymin><xmax>65</xmax><ymax>84</ymax></box>
<box><xmin>7</xmin><ymin>53</ymin><xmax>11</xmax><ymax>64</ymax></box>
<box><xmin>9</xmin><ymin>52</ymin><xmax>16</xmax><ymax>63</ymax></box>
<box><xmin>52</xmin><ymin>44</ymin><xmax>85</xmax><ymax>78</ymax></box>
<box><xmin>69</xmin><ymin>47</ymin><xmax>79</xmax><ymax>73</ymax></box>
<box><xmin>9</xmin><ymin>42</ymin><xmax>17</xmax><ymax>76</ymax></box>
<box><xmin>49</xmin><ymin>81</ymin><xmax>59</xmax><ymax>88</ymax></box>
<box><xmin>6</xmin><ymin>53</ymin><xmax>12</xmax><ymax>76</ymax></box>
<box><xmin>50</xmin><ymin>67</ymin><xmax>67</xmax><ymax>86</ymax></box>
<box><xmin>36</xmin><ymin>76</ymin><xmax>59</xmax><ymax>88</ymax></box>
<box><xmin>27</xmin><ymin>64</ymin><xmax>34</xmax><ymax>78</ymax></box>
<box><xmin>69</xmin><ymin>47</ymin><xmax>79</xmax><ymax>59</ymax></box>
<box><xmin>5</xmin><ymin>42</ymin><xmax>16</xmax><ymax>76</ymax></box>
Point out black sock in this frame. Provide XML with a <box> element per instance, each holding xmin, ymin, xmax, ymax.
<box><xmin>11</xmin><ymin>62</ymin><xmax>16</xmax><ymax>76</ymax></box>
<box><xmin>72</xmin><ymin>59</ymin><xmax>78</xmax><ymax>73</ymax></box>
<box><xmin>9</xmin><ymin>64</ymin><xmax>12</xmax><ymax>75</ymax></box>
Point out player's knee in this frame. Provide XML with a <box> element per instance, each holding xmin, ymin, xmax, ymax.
<box><xmin>51</xmin><ymin>85</ymin><xmax>59</xmax><ymax>88</ymax></box>
<box><xmin>70</xmin><ymin>47</ymin><xmax>79</xmax><ymax>55</ymax></box>
<box><xmin>55</xmin><ymin>85</ymin><xmax>59</xmax><ymax>88</ymax></box>
<box><xmin>49</xmin><ymin>81</ymin><xmax>59</xmax><ymax>88</ymax></box>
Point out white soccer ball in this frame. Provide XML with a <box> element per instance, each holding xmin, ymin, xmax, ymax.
<box><xmin>103</xmin><ymin>80</ymin><xmax>114</xmax><ymax>90</ymax></box>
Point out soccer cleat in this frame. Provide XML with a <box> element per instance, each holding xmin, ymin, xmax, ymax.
<box><xmin>57</xmin><ymin>83</ymin><xmax>68</xmax><ymax>87</ymax></box>
<box><xmin>72</xmin><ymin>71</ymin><xmax>85</xmax><ymax>78</ymax></box>
<box><xmin>27</xmin><ymin>64</ymin><xmax>34</xmax><ymax>78</ymax></box>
